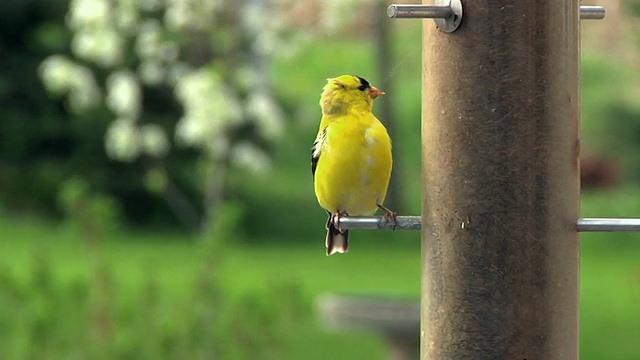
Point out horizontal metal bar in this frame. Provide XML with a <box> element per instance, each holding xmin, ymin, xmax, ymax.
<box><xmin>580</xmin><ymin>5</ymin><xmax>606</xmax><ymax>20</ymax></box>
<box><xmin>334</xmin><ymin>216</ymin><xmax>640</xmax><ymax>232</ymax></box>
<box><xmin>388</xmin><ymin>4</ymin><xmax>604</xmax><ymax>20</ymax></box>
<box><xmin>576</xmin><ymin>218</ymin><xmax>640</xmax><ymax>232</ymax></box>
<box><xmin>336</xmin><ymin>216</ymin><xmax>422</xmax><ymax>230</ymax></box>
<box><xmin>387</xmin><ymin>4</ymin><xmax>453</xmax><ymax>19</ymax></box>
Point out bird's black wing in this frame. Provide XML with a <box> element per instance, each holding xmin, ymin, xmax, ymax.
<box><xmin>311</xmin><ymin>128</ymin><xmax>326</xmax><ymax>178</ymax></box>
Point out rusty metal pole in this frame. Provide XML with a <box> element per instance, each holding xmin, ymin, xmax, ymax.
<box><xmin>421</xmin><ymin>0</ymin><xmax>580</xmax><ymax>359</ymax></box>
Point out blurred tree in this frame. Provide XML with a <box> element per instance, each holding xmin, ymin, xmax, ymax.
<box><xmin>0</xmin><ymin>0</ymin><xmax>74</xmax><ymax>215</ymax></box>
<box><xmin>582</xmin><ymin>52</ymin><xmax>640</xmax><ymax>185</ymax></box>
<box><xmin>39</xmin><ymin>0</ymin><xmax>289</xmax><ymax>230</ymax></box>
<box><xmin>0</xmin><ymin>0</ymin><xmax>183</xmax><ymax>225</ymax></box>
<box><xmin>575</xmin><ymin>1</ymin><xmax>640</xmax><ymax>185</ymax></box>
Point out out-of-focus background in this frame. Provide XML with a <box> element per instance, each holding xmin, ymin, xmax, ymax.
<box><xmin>0</xmin><ymin>0</ymin><xmax>639</xmax><ymax>358</ymax></box>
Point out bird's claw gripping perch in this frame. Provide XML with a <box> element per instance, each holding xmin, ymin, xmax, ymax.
<box><xmin>377</xmin><ymin>204</ymin><xmax>397</xmax><ymax>230</ymax></box>
<box><xmin>332</xmin><ymin>211</ymin><xmax>349</xmax><ymax>233</ymax></box>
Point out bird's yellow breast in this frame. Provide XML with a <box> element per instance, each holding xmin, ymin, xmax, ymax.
<box><xmin>314</xmin><ymin>113</ymin><xmax>392</xmax><ymax>216</ymax></box>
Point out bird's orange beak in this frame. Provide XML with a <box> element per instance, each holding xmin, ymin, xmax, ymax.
<box><xmin>369</xmin><ymin>86</ymin><xmax>385</xmax><ymax>99</ymax></box>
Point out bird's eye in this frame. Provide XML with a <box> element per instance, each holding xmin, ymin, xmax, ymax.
<box><xmin>356</xmin><ymin>76</ymin><xmax>370</xmax><ymax>91</ymax></box>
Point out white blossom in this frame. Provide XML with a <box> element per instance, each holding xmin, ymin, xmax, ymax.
<box><xmin>242</xmin><ymin>1</ymin><xmax>289</xmax><ymax>57</ymax></box>
<box><xmin>39</xmin><ymin>55</ymin><xmax>76</xmax><ymax>95</ymax></box>
<box><xmin>164</xmin><ymin>0</ymin><xmax>223</xmax><ymax>31</ymax></box>
<box><xmin>71</xmin><ymin>28</ymin><xmax>123</xmax><ymax>67</ymax></box>
<box><xmin>105</xmin><ymin>118</ymin><xmax>140</xmax><ymax>161</ymax></box>
<box><xmin>68</xmin><ymin>66</ymin><xmax>102</xmax><ymax>112</ymax></box>
<box><xmin>175</xmin><ymin>70</ymin><xmax>243</xmax><ymax>148</ymax></box>
<box><xmin>138</xmin><ymin>61</ymin><xmax>165</xmax><ymax>85</ymax></box>
<box><xmin>114</xmin><ymin>0</ymin><xmax>139</xmax><ymax>34</ymax></box>
<box><xmin>135</xmin><ymin>19</ymin><xmax>162</xmax><ymax>59</ymax></box>
<box><xmin>106</xmin><ymin>70</ymin><xmax>141</xmax><ymax>118</ymax></box>
<box><xmin>39</xmin><ymin>55</ymin><xmax>101</xmax><ymax>112</ymax></box>
<box><xmin>67</xmin><ymin>0</ymin><xmax>110</xmax><ymax>29</ymax></box>
<box><xmin>230</xmin><ymin>142</ymin><xmax>271</xmax><ymax>173</ymax></box>
<box><xmin>246</xmin><ymin>91</ymin><xmax>284</xmax><ymax>141</ymax></box>
<box><xmin>43</xmin><ymin>0</ymin><xmax>295</xmax><ymax>171</ymax></box>
<box><xmin>141</xmin><ymin>124</ymin><xmax>170</xmax><ymax>158</ymax></box>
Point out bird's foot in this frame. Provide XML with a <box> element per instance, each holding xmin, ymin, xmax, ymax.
<box><xmin>332</xmin><ymin>211</ymin><xmax>349</xmax><ymax>233</ymax></box>
<box><xmin>377</xmin><ymin>204</ymin><xmax>397</xmax><ymax>230</ymax></box>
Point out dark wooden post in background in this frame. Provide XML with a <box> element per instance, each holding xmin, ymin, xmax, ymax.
<box><xmin>421</xmin><ymin>0</ymin><xmax>581</xmax><ymax>358</ymax></box>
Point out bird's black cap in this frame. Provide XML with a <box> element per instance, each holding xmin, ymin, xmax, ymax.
<box><xmin>356</xmin><ymin>76</ymin><xmax>370</xmax><ymax>91</ymax></box>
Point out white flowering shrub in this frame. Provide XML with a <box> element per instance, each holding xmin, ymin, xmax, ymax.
<box><xmin>38</xmin><ymin>0</ymin><xmax>298</xmax><ymax>228</ymax></box>
<box><xmin>39</xmin><ymin>55</ymin><xmax>102</xmax><ymax>112</ymax></box>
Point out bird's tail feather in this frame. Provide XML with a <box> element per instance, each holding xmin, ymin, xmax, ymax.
<box><xmin>326</xmin><ymin>221</ymin><xmax>349</xmax><ymax>256</ymax></box>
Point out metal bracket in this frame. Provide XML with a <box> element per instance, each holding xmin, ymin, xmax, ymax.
<box><xmin>388</xmin><ymin>0</ymin><xmax>463</xmax><ymax>33</ymax></box>
<box><xmin>334</xmin><ymin>216</ymin><xmax>640</xmax><ymax>232</ymax></box>
<box><xmin>388</xmin><ymin>3</ymin><xmax>605</xmax><ymax>30</ymax></box>
<box><xmin>580</xmin><ymin>5</ymin><xmax>606</xmax><ymax>20</ymax></box>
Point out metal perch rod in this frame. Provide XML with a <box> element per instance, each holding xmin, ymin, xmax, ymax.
<box><xmin>387</xmin><ymin>4</ymin><xmax>605</xmax><ymax>20</ymax></box>
<box><xmin>387</xmin><ymin>4</ymin><xmax>453</xmax><ymax>19</ymax></box>
<box><xmin>576</xmin><ymin>218</ymin><xmax>640</xmax><ymax>232</ymax></box>
<box><xmin>580</xmin><ymin>5</ymin><xmax>606</xmax><ymax>19</ymax></box>
<box><xmin>334</xmin><ymin>216</ymin><xmax>640</xmax><ymax>232</ymax></box>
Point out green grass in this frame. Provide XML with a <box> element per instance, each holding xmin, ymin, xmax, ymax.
<box><xmin>579</xmin><ymin>189</ymin><xmax>640</xmax><ymax>358</ymax></box>
<box><xmin>0</xmin><ymin>215</ymin><xmax>420</xmax><ymax>359</ymax></box>
<box><xmin>581</xmin><ymin>248</ymin><xmax>640</xmax><ymax>359</ymax></box>
<box><xmin>2</xmin><ymin>186</ymin><xmax>640</xmax><ymax>359</ymax></box>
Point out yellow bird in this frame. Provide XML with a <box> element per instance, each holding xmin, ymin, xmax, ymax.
<box><xmin>312</xmin><ymin>75</ymin><xmax>395</xmax><ymax>256</ymax></box>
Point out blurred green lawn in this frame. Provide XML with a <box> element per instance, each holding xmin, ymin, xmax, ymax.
<box><xmin>1</xmin><ymin>187</ymin><xmax>640</xmax><ymax>359</ymax></box>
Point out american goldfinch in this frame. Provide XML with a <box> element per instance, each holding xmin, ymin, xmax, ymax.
<box><xmin>312</xmin><ymin>75</ymin><xmax>395</xmax><ymax>256</ymax></box>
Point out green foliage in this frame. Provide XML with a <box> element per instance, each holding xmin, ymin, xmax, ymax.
<box><xmin>0</xmin><ymin>224</ymin><xmax>308</xmax><ymax>360</ymax></box>
<box><xmin>582</xmin><ymin>53</ymin><xmax>640</xmax><ymax>182</ymax></box>
<box><xmin>2</xmin><ymin>184</ymin><xmax>640</xmax><ymax>359</ymax></box>
<box><xmin>58</xmin><ymin>177</ymin><xmax>122</xmax><ymax>238</ymax></box>
<box><xmin>0</xmin><ymin>0</ymin><xmax>70</xmax><ymax>216</ymax></box>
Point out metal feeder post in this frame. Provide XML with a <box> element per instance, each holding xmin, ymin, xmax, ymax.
<box><xmin>421</xmin><ymin>0</ymin><xmax>580</xmax><ymax>358</ymax></box>
<box><xmin>329</xmin><ymin>1</ymin><xmax>630</xmax><ymax>357</ymax></box>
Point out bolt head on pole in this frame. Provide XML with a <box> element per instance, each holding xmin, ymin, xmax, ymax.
<box><xmin>387</xmin><ymin>1</ymin><xmax>463</xmax><ymax>33</ymax></box>
<box><xmin>435</xmin><ymin>0</ymin><xmax>463</xmax><ymax>33</ymax></box>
